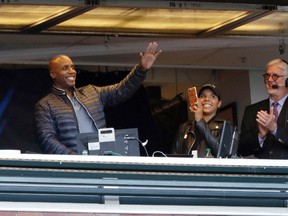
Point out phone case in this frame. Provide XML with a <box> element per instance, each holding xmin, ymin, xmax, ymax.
<box><xmin>188</xmin><ymin>87</ymin><xmax>198</xmax><ymax>108</ymax></box>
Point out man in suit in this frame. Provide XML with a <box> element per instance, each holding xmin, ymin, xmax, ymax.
<box><xmin>238</xmin><ymin>59</ymin><xmax>288</xmax><ymax>159</ymax></box>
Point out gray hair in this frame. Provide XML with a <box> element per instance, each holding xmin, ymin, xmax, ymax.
<box><xmin>266</xmin><ymin>59</ymin><xmax>288</xmax><ymax>75</ymax></box>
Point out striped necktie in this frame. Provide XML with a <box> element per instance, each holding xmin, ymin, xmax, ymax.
<box><xmin>272</xmin><ymin>101</ymin><xmax>279</xmax><ymax>121</ymax></box>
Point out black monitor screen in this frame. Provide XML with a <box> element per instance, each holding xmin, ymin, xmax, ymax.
<box><xmin>217</xmin><ymin>121</ymin><xmax>236</xmax><ymax>158</ymax></box>
<box><xmin>76</xmin><ymin>128</ymin><xmax>140</xmax><ymax>156</ymax></box>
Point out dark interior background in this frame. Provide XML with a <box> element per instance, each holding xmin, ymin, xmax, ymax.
<box><xmin>0</xmin><ymin>68</ymin><xmax>188</xmax><ymax>156</ymax></box>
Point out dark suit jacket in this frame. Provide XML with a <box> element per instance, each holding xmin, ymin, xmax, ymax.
<box><xmin>238</xmin><ymin>97</ymin><xmax>288</xmax><ymax>159</ymax></box>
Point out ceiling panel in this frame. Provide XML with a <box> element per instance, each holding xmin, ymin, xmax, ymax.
<box><xmin>49</xmin><ymin>7</ymin><xmax>247</xmax><ymax>35</ymax></box>
<box><xmin>228</xmin><ymin>12</ymin><xmax>288</xmax><ymax>36</ymax></box>
<box><xmin>0</xmin><ymin>2</ymin><xmax>285</xmax><ymax>38</ymax></box>
<box><xmin>0</xmin><ymin>5</ymin><xmax>70</xmax><ymax>30</ymax></box>
<box><xmin>0</xmin><ymin>1</ymin><xmax>288</xmax><ymax>69</ymax></box>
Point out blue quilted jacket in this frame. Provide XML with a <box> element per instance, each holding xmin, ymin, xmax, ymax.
<box><xmin>34</xmin><ymin>65</ymin><xmax>147</xmax><ymax>154</ymax></box>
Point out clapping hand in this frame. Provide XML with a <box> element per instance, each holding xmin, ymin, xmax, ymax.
<box><xmin>256</xmin><ymin>107</ymin><xmax>277</xmax><ymax>138</ymax></box>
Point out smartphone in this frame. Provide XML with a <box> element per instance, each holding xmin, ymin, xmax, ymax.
<box><xmin>188</xmin><ymin>87</ymin><xmax>198</xmax><ymax>108</ymax></box>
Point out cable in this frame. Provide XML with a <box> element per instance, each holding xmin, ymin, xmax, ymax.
<box><xmin>152</xmin><ymin>151</ymin><xmax>167</xmax><ymax>157</ymax></box>
<box><xmin>124</xmin><ymin>136</ymin><xmax>149</xmax><ymax>157</ymax></box>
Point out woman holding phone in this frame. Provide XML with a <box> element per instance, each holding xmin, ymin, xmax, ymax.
<box><xmin>173</xmin><ymin>84</ymin><xmax>224</xmax><ymax>158</ymax></box>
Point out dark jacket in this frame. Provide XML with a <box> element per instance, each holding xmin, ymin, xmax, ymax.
<box><xmin>173</xmin><ymin>116</ymin><xmax>224</xmax><ymax>158</ymax></box>
<box><xmin>34</xmin><ymin>65</ymin><xmax>147</xmax><ymax>154</ymax></box>
<box><xmin>238</xmin><ymin>97</ymin><xmax>288</xmax><ymax>159</ymax></box>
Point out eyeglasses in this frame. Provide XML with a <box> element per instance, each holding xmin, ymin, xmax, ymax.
<box><xmin>262</xmin><ymin>73</ymin><xmax>286</xmax><ymax>81</ymax></box>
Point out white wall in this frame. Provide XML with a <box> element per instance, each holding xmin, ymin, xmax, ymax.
<box><xmin>249</xmin><ymin>69</ymin><xmax>268</xmax><ymax>104</ymax></box>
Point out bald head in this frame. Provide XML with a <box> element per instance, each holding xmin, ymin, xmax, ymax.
<box><xmin>48</xmin><ymin>55</ymin><xmax>77</xmax><ymax>94</ymax></box>
<box><xmin>49</xmin><ymin>55</ymin><xmax>71</xmax><ymax>72</ymax></box>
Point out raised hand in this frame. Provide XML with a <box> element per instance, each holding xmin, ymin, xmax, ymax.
<box><xmin>190</xmin><ymin>99</ymin><xmax>203</xmax><ymax>122</ymax></box>
<box><xmin>139</xmin><ymin>42</ymin><xmax>162</xmax><ymax>70</ymax></box>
